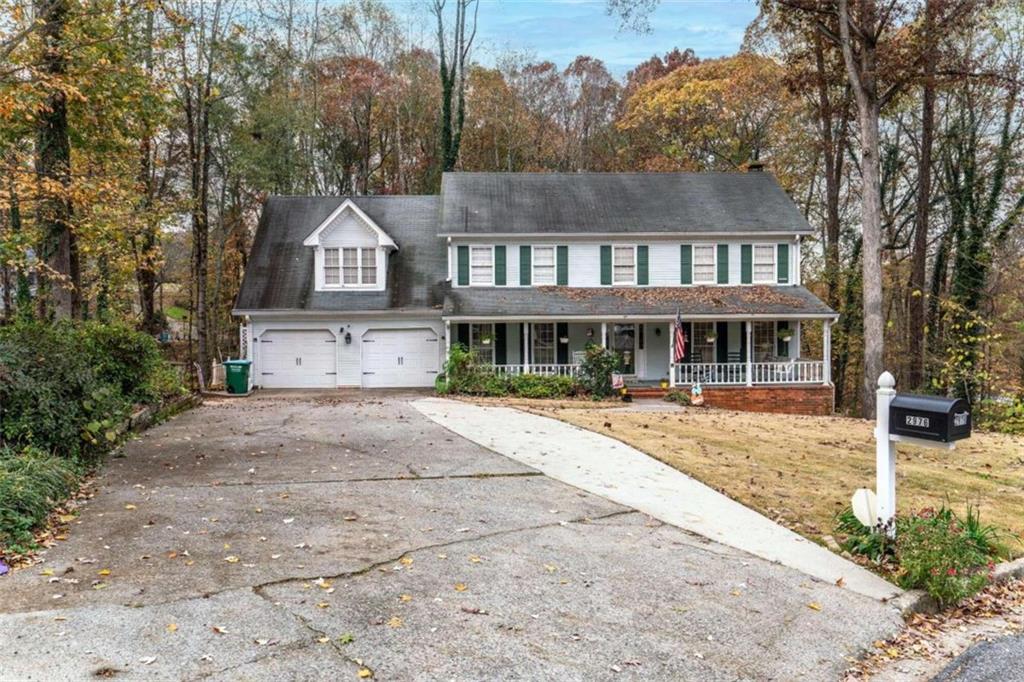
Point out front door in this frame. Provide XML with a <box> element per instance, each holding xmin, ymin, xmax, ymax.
<box><xmin>611</xmin><ymin>323</ymin><xmax>636</xmax><ymax>375</ymax></box>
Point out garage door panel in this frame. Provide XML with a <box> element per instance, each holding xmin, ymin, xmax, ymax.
<box><xmin>362</xmin><ymin>329</ymin><xmax>439</xmax><ymax>388</ymax></box>
<box><xmin>259</xmin><ymin>330</ymin><xmax>337</xmax><ymax>388</ymax></box>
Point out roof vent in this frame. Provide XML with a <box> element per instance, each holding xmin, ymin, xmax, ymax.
<box><xmin>746</xmin><ymin>161</ymin><xmax>765</xmax><ymax>172</ymax></box>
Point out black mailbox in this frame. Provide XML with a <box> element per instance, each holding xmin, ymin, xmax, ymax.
<box><xmin>889</xmin><ymin>394</ymin><xmax>971</xmax><ymax>443</ymax></box>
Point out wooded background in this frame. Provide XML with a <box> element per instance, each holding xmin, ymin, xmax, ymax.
<box><xmin>1</xmin><ymin>0</ymin><xmax>1022</xmax><ymax>418</ymax></box>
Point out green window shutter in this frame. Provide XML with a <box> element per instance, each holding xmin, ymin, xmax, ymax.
<box><xmin>637</xmin><ymin>245</ymin><xmax>649</xmax><ymax>285</ymax></box>
<box><xmin>520</xmin><ymin>245</ymin><xmax>531</xmax><ymax>286</ymax></box>
<box><xmin>777</xmin><ymin>320</ymin><xmax>790</xmax><ymax>357</ymax></box>
<box><xmin>457</xmin><ymin>246</ymin><xmax>469</xmax><ymax>286</ymax></box>
<box><xmin>717</xmin><ymin>244</ymin><xmax>729</xmax><ymax>284</ymax></box>
<box><xmin>680</xmin><ymin>245</ymin><xmax>692</xmax><ymax>285</ymax></box>
<box><xmin>495</xmin><ymin>323</ymin><xmax>507</xmax><ymax>364</ymax></box>
<box><xmin>716</xmin><ymin>322</ymin><xmax>729</xmax><ymax>363</ymax></box>
<box><xmin>494</xmin><ymin>245</ymin><xmax>506</xmax><ymax>286</ymax></box>
<box><xmin>556</xmin><ymin>322</ymin><xmax>569</xmax><ymax>364</ymax></box>
<box><xmin>777</xmin><ymin>243</ymin><xmax>789</xmax><ymax>284</ymax></box>
<box><xmin>741</xmin><ymin>244</ymin><xmax>752</xmax><ymax>284</ymax></box>
<box><xmin>556</xmin><ymin>245</ymin><xmax>568</xmax><ymax>285</ymax></box>
<box><xmin>600</xmin><ymin>245</ymin><xmax>612</xmax><ymax>285</ymax></box>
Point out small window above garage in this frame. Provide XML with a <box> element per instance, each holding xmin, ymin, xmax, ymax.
<box><xmin>303</xmin><ymin>199</ymin><xmax>396</xmax><ymax>291</ymax></box>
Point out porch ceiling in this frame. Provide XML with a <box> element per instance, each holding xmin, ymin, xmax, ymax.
<box><xmin>443</xmin><ymin>285</ymin><xmax>836</xmax><ymax>320</ymax></box>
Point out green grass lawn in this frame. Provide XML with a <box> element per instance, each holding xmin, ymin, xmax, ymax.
<box><xmin>165</xmin><ymin>306</ymin><xmax>188</xmax><ymax>321</ymax></box>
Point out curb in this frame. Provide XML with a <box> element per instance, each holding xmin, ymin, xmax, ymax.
<box><xmin>892</xmin><ymin>556</ymin><xmax>1024</xmax><ymax>618</ymax></box>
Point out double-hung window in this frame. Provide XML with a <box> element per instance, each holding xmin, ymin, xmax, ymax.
<box><xmin>470</xmin><ymin>246</ymin><xmax>494</xmax><ymax>285</ymax></box>
<box><xmin>691</xmin><ymin>321</ymin><xmax>716</xmax><ymax>364</ymax></box>
<box><xmin>693</xmin><ymin>245</ymin><xmax>716</xmax><ymax>284</ymax></box>
<box><xmin>325</xmin><ymin>247</ymin><xmax>376</xmax><ymax>287</ymax></box>
<box><xmin>613</xmin><ymin>246</ymin><xmax>636</xmax><ymax>285</ymax></box>
<box><xmin>531</xmin><ymin>323</ymin><xmax>555</xmax><ymax>364</ymax></box>
<box><xmin>753</xmin><ymin>321</ymin><xmax>775</xmax><ymax>361</ymax></box>
<box><xmin>753</xmin><ymin>244</ymin><xmax>776</xmax><ymax>283</ymax></box>
<box><xmin>532</xmin><ymin>246</ymin><xmax>556</xmax><ymax>285</ymax></box>
<box><xmin>470</xmin><ymin>323</ymin><xmax>495</xmax><ymax>364</ymax></box>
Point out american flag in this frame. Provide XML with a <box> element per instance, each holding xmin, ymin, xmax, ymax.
<box><xmin>673</xmin><ymin>310</ymin><xmax>687</xmax><ymax>363</ymax></box>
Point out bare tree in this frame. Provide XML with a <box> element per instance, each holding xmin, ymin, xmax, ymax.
<box><xmin>431</xmin><ymin>0</ymin><xmax>478</xmax><ymax>173</ymax></box>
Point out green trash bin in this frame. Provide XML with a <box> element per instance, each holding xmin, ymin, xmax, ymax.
<box><xmin>223</xmin><ymin>359</ymin><xmax>252</xmax><ymax>394</ymax></box>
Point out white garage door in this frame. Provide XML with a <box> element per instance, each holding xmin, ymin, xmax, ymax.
<box><xmin>362</xmin><ymin>328</ymin><xmax>440</xmax><ymax>388</ymax></box>
<box><xmin>258</xmin><ymin>330</ymin><xmax>337</xmax><ymax>388</ymax></box>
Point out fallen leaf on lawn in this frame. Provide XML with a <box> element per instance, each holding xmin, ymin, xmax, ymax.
<box><xmin>468</xmin><ymin>555</ymin><xmax>483</xmax><ymax>564</ymax></box>
<box><xmin>59</xmin><ymin>514</ymin><xmax>76</xmax><ymax>523</ymax></box>
<box><xmin>730</xmin><ymin>590</ymin><xmax>742</xmax><ymax>597</ymax></box>
<box><xmin>40</xmin><ymin>568</ymin><xmax>54</xmax><ymax>577</ymax></box>
<box><xmin>807</xmin><ymin>602</ymin><xmax>822</xmax><ymax>611</ymax></box>
<box><xmin>399</xmin><ymin>557</ymin><xmax>413</xmax><ymax>566</ymax></box>
<box><xmin>98</xmin><ymin>569</ymin><xmax>111</xmax><ymax>576</ymax></box>
<box><xmin>544</xmin><ymin>564</ymin><xmax>558</xmax><ymax>573</ymax></box>
<box><xmin>317</xmin><ymin>602</ymin><xmax>330</xmax><ymax>609</ymax></box>
<box><xmin>835</xmin><ymin>577</ymin><xmax>846</xmax><ymax>588</ymax></box>
<box><xmin>339</xmin><ymin>633</ymin><xmax>355</xmax><ymax>644</ymax></box>
<box><xmin>399</xmin><ymin>594</ymin><xmax>412</xmax><ymax>602</ymax></box>
<box><xmin>387</xmin><ymin>616</ymin><xmax>403</xmax><ymax>628</ymax></box>
<box><xmin>460</xmin><ymin>606</ymin><xmax>489</xmax><ymax>615</ymax></box>
<box><xmin>454</xmin><ymin>583</ymin><xmax>467</xmax><ymax>592</ymax></box>
<box><xmin>357</xmin><ymin>669</ymin><xmax>372</xmax><ymax>679</ymax></box>
<box><xmin>224</xmin><ymin>556</ymin><xmax>240</xmax><ymax>564</ymax></box>
<box><xmin>211</xmin><ymin>626</ymin><xmax>228</xmax><ymax>635</ymax></box>
<box><xmin>166</xmin><ymin>623</ymin><xmax>178</xmax><ymax>633</ymax></box>
<box><xmin>283</xmin><ymin>518</ymin><xmax>295</xmax><ymax>524</ymax></box>
<box><xmin>54</xmin><ymin>616</ymin><xmax>68</xmax><ymax>622</ymax></box>
<box><xmin>139</xmin><ymin>656</ymin><xmax>156</xmax><ymax>665</ymax></box>
<box><xmin>316</xmin><ymin>636</ymin><xmax>330</xmax><ymax>643</ymax></box>
<box><xmin>124</xmin><ymin>504</ymin><xmax>137</xmax><ymax>510</ymax></box>
<box><xmin>437</xmin><ymin>554</ymin><xmax>447</xmax><ymax>560</ymax></box>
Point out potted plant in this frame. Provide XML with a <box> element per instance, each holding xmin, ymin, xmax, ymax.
<box><xmin>705</xmin><ymin>331</ymin><xmax>717</xmax><ymax>343</ymax></box>
<box><xmin>479</xmin><ymin>332</ymin><xmax>493</xmax><ymax>345</ymax></box>
<box><xmin>659</xmin><ymin>378</ymin><xmax>670</xmax><ymax>389</ymax></box>
<box><xmin>777</xmin><ymin>328</ymin><xmax>793</xmax><ymax>343</ymax></box>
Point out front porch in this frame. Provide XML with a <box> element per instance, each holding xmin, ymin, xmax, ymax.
<box><xmin>445</xmin><ymin>318</ymin><xmax>833</xmax><ymax>389</ymax></box>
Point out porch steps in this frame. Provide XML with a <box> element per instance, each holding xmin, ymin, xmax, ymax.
<box><xmin>625</xmin><ymin>386</ymin><xmax>670</xmax><ymax>399</ymax></box>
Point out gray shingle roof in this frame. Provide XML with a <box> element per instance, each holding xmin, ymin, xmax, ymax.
<box><xmin>439</xmin><ymin>172</ymin><xmax>813</xmax><ymax>235</ymax></box>
<box><xmin>443</xmin><ymin>285</ymin><xmax>836</xmax><ymax>318</ymax></box>
<box><xmin>235</xmin><ymin>196</ymin><xmax>444</xmax><ymax>312</ymax></box>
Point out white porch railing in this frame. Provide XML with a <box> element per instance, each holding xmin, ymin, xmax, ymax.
<box><xmin>673</xmin><ymin>360</ymin><xmax>824</xmax><ymax>386</ymax></box>
<box><xmin>492</xmin><ymin>364</ymin><xmax>580</xmax><ymax>377</ymax></box>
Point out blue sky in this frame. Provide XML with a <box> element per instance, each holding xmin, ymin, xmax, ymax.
<box><xmin>386</xmin><ymin>0</ymin><xmax>759</xmax><ymax>77</ymax></box>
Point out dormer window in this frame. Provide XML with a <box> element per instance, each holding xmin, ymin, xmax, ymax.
<box><xmin>304</xmin><ymin>199</ymin><xmax>395</xmax><ymax>292</ymax></box>
<box><xmin>324</xmin><ymin>247</ymin><xmax>376</xmax><ymax>286</ymax></box>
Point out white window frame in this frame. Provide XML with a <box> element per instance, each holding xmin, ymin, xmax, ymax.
<box><xmin>532</xmin><ymin>245</ymin><xmax>556</xmax><ymax>286</ymax></box>
<box><xmin>692</xmin><ymin>244</ymin><xmax>716</xmax><ymax>284</ymax></box>
<box><xmin>470</xmin><ymin>323</ymin><xmax>495</xmax><ymax>364</ymax></box>
<box><xmin>753</xmin><ymin>320</ymin><xmax>776</xmax><ymax>361</ymax></box>
<box><xmin>752</xmin><ymin>244</ymin><xmax>776</xmax><ymax>284</ymax></box>
<box><xmin>531</xmin><ymin>323</ymin><xmax>556</xmax><ymax>364</ymax></box>
<box><xmin>323</xmin><ymin>246</ymin><xmax>379</xmax><ymax>289</ymax></box>
<box><xmin>469</xmin><ymin>245</ymin><xmax>495</xmax><ymax>286</ymax></box>
<box><xmin>612</xmin><ymin>244</ymin><xmax>637</xmax><ymax>286</ymax></box>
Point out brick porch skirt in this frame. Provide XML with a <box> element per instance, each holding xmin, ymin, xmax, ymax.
<box><xmin>698</xmin><ymin>384</ymin><xmax>834</xmax><ymax>416</ymax></box>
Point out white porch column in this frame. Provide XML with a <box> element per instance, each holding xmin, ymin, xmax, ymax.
<box><xmin>523</xmin><ymin>322</ymin><xmax>531</xmax><ymax>373</ymax></box>
<box><xmin>600</xmin><ymin>322</ymin><xmax>608</xmax><ymax>349</ymax></box>
<box><xmin>823</xmin><ymin>320</ymin><xmax>833</xmax><ymax>385</ymax></box>
<box><xmin>444</xmin><ymin>320</ymin><xmax>451</xmax><ymax>386</ymax></box>
<box><xmin>668</xmin><ymin>319</ymin><xmax>676</xmax><ymax>388</ymax></box>
<box><xmin>745</xmin><ymin>320</ymin><xmax>753</xmax><ymax>386</ymax></box>
<box><xmin>793</xmin><ymin>320</ymin><xmax>802</xmax><ymax>360</ymax></box>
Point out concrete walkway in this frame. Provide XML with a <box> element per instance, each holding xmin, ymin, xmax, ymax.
<box><xmin>414</xmin><ymin>398</ymin><xmax>900</xmax><ymax>602</ymax></box>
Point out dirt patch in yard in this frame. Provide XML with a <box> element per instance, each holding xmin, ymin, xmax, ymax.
<box><xmin>506</xmin><ymin>402</ymin><xmax>1024</xmax><ymax>558</ymax></box>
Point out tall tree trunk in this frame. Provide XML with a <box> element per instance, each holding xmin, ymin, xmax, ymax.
<box><xmin>813</xmin><ymin>33</ymin><xmax>843</xmax><ymax>311</ymax></box>
<box><xmin>136</xmin><ymin>6</ymin><xmax>160</xmax><ymax>334</ymax></box>
<box><xmin>34</xmin><ymin>0</ymin><xmax>79</xmax><ymax>320</ymax></box>
<box><xmin>838</xmin><ymin>0</ymin><xmax>885</xmax><ymax>417</ymax></box>
<box><xmin>907</xmin><ymin>0</ymin><xmax>935</xmax><ymax>390</ymax></box>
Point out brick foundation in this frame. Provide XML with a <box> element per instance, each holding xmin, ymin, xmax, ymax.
<box><xmin>698</xmin><ymin>384</ymin><xmax>834</xmax><ymax>416</ymax></box>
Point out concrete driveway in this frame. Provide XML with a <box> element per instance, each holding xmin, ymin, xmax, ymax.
<box><xmin>0</xmin><ymin>392</ymin><xmax>902</xmax><ymax>681</ymax></box>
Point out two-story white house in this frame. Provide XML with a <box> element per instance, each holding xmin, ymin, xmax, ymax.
<box><xmin>234</xmin><ymin>171</ymin><xmax>838</xmax><ymax>414</ymax></box>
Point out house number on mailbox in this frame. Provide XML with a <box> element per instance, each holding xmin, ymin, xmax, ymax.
<box><xmin>905</xmin><ymin>415</ymin><xmax>929</xmax><ymax>428</ymax></box>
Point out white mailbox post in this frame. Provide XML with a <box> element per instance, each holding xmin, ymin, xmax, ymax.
<box><xmin>865</xmin><ymin>371</ymin><xmax>968</xmax><ymax>538</ymax></box>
